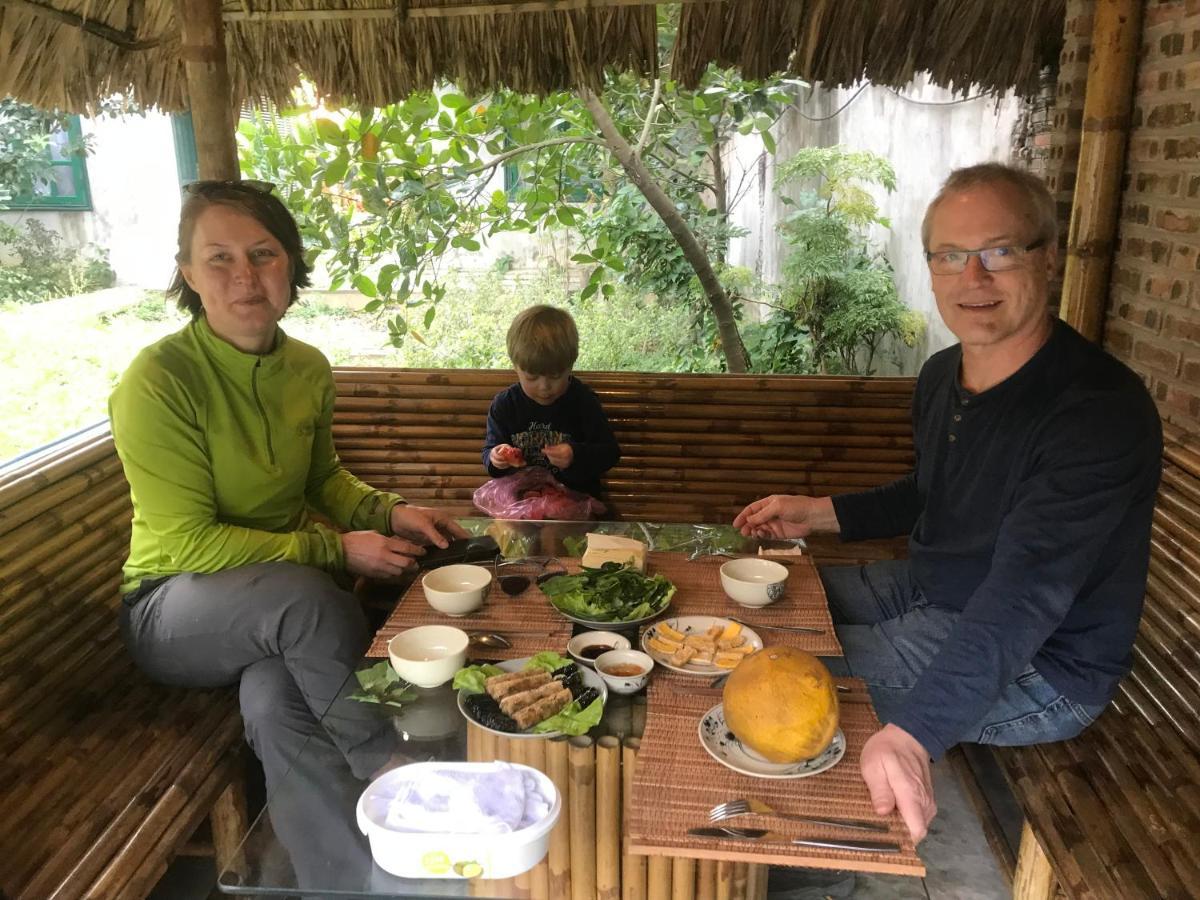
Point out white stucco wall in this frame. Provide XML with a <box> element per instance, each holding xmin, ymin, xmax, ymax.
<box><xmin>727</xmin><ymin>76</ymin><xmax>1023</xmax><ymax>373</ymax></box>
<box><xmin>0</xmin><ymin>111</ymin><xmax>181</xmax><ymax>289</ymax></box>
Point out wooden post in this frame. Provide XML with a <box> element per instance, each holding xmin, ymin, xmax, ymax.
<box><xmin>1013</xmin><ymin>821</ymin><xmax>1058</xmax><ymax>900</ymax></box>
<box><xmin>174</xmin><ymin>0</ymin><xmax>239</xmax><ymax>179</ymax></box>
<box><xmin>1058</xmin><ymin>0</ymin><xmax>1143</xmax><ymax>343</ymax></box>
<box><xmin>596</xmin><ymin>737</ymin><xmax>622</xmax><ymax>900</ymax></box>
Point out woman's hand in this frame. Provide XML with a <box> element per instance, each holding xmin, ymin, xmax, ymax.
<box><xmin>390</xmin><ymin>504</ymin><xmax>469</xmax><ymax>548</ymax></box>
<box><xmin>732</xmin><ymin>494</ymin><xmax>841</xmax><ymax>538</ymax></box>
<box><xmin>489</xmin><ymin>444</ymin><xmax>526</xmax><ymax>469</ymax></box>
<box><xmin>542</xmin><ymin>442</ymin><xmax>573</xmax><ymax>468</ymax></box>
<box><xmin>342</xmin><ymin>531</ymin><xmax>426</xmax><ymax>580</ymax></box>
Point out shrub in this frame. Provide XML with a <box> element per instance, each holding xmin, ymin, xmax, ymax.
<box><xmin>0</xmin><ymin>219</ymin><xmax>116</xmax><ymax>304</ymax></box>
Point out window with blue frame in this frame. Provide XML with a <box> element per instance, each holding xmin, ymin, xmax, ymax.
<box><xmin>2</xmin><ymin>115</ymin><xmax>93</xmax><ymax>211</ymax></box>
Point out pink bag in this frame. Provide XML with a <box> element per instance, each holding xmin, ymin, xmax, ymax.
<box><xmin>472</xmin><ymin>467</ymin><xmax>606</xmax><ymax>521</ymax></box>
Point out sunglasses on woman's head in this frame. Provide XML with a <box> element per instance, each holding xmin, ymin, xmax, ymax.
<box><xmin>182</xmin><ymin>179</ymin><xmax>275</xmax><ymax>197</ymax></box>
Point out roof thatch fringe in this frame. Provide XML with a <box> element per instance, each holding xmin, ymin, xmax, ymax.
<box><xmin>0</xmin><ymin>0</ymin><xmax>1062</xmax><ymax>114</ymax></box>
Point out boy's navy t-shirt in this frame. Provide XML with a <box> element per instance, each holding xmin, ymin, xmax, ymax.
<box><xmin>482</xmin><ymin>377</ymin><xmax>620</xmax><ymax>496</ymax></box>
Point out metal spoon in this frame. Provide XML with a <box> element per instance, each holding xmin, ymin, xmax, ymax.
<box><xmin>468</xmin><ymin>633</ymin><xmax>511</xmax><ymax>649</ymax></box>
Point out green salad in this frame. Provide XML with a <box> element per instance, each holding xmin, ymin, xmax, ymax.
<box><xmin>453</xmin><ymin>651</ymin><xmax>604</xmax><ymax>736</ymax></box>
<box><xmin>539</xmin><ymin>562</ymin><xmax>675</xmax><ymax>623</ymax></box>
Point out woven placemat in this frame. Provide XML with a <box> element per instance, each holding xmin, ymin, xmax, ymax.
<box><xmin>641</xmin><ymin>553</ymin><xmax>842</xmax><ymax>657</ymax></box>
<box><xmin>367</xmin><ymin>574</ymin><xmax>574</xmax><ymax>661</ymax></box>
<box><xmin>627</xmin><ymin>676</ymin><xmax>924</xmax><ymax>877</ymax></box>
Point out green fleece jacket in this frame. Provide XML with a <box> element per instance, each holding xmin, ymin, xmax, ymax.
<box><xmin>109</xmin><ymin>316</ymin><xmax>404</xmax><ymax>594</ymax></box>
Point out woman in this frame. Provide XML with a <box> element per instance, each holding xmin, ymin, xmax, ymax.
<box><xmin>109</xmin><ymin>179</ymin><xmax>466</xmax><ymax>883</ymax></box>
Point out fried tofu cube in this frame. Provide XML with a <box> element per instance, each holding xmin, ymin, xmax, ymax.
<box><xmin>684</xmin><ymin>634</ymin><xmax>715</xmax><ymax>650</ymax></box>
<box><xmin>717</xmin><ymin>636</ymin><xmax>745</xmax><ymax>650</ymax></box>
<box><xmin>670</xmin><ymin>645</ymin><xmax>698</xmax><ymax>667</ymax></box>
<box><xmin>714</xmin><ymin>651</ymin><xmax>743</xmax><ymax>669</ymax></box>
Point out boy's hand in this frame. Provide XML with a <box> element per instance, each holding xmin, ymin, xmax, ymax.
<box><xmin>543</xmin><ymin>442</ymin><xmax>573</xmax><ymax>468</ymax></box>
<box><xmin>489</xmin><ymin>444</ymin><xmax>526</xmax><ymax>469</ymax></box>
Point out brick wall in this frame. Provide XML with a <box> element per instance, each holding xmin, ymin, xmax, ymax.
<box><xmin>1105</xmin><ymin>0</ymin><xmax>1200</xmax><ymax>432</ymax></box>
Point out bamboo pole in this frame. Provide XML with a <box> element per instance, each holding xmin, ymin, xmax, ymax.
<box><xmin>672</xmin><ymin>858</ymin><xmax>697</xmax><ymax>900</ymax></box>
<box><xmin>1058</xmin><ymin>0</ymin><xmax>1144</xmax><ymax>343</ymax></box>
<box><xmin>647</xmin><ymin>855</ymin><xmax>673</xmax><ymax>900</ymax></box>
<box><xmin>547</xmin><ymin>738</ymin><xmax>573</xmax><ymax>900</ymax></box>
<box><xmin>568</xmin><ymin>736</ymin><xmax>597</xmax><ymax>900</ymax></box>
<box><xmin>523</xmin><ymin>739</ymin><xmax>550</xmax><ymax>900</ymax></box>
<box><xmin>511</xmin><ymin>740</ymin><xmax>534</xmax><ymax>900</ymax></box>
<box><xmin>745</xmin><ymin>864</ymin><xmax>768</xmax><ymax>900</ymax></box>
<box><xmin>174</xmin><ymin>0</ymin><xmax>239</xmax><ymax>180</ymax></box>
<box><xmin>596</xmin><ymin>736</ymin><xmax>622</xmax><ymax>900</ymax></box>
<box><xmin>696</xmin><ymin>860</ymin><xmax>717</xmax><ymax>900</ymax></box>
<box><xmin>730</xmin><ymin>862</ymin><xmax>749</xmax><ymax>900</ymax></box>
<box><xmin>622</xmin><ymin>738</ymin><xmax>647</xmax><ymax>900</ymax></box>
<box><xmin>715</xmin><ymin>861</ymin><xmax>734</xmax><ymax>900</ymax></box>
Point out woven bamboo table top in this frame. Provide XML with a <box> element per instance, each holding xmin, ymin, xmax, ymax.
<box><xmin>638</xmin><ymin>552</ymin><xmax>843</xmax><ymax>657</ymax></box>
<box><xmin>366</xmin><ymin>574</ymin><xmax>574</xmax><ymax>661</ymax></box>
<box><xmin>627</xmin><ymin>674</ymin><xmax>925</xmax><ymax>877</ymax></box>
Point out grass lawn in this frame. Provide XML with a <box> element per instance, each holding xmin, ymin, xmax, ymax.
<box><xmin>0</xmin><ymin>271</ymin><xmax>708</xmax><ymax>463</ymax></box>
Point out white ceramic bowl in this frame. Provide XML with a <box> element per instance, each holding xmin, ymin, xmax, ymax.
<box><xmin>388</xmin><ymin>625</ymin><xmax>469</xmax><ymax>688</ymax></box>
<box><xmin>566</xmin><ymin>631</ymin><xmax>632</xmax><ymax>669</ymax></box>
<box><xmin>422</xmin><ymin>564</ymin><xmax>493</xmax><ymax>616</ymax></box>
<box><xmin>720</xmin><ymin>558</ymin><xmax>788</xmax><ymax>608</ymax></box>
<box><xmin>357</xmin><ymin>761</ymin><xmax>560</xmax><ymax>879</ymax></box>
<box><xmin>594</xmin><ymin>649</ymin><xmax>654</xmax><ymax>695</ymax></box>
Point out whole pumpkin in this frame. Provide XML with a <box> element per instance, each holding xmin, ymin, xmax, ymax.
<box><xmin>722</xmin><ymin>646</ymin><xmax>839</xmax><ymax>763</ymax></box>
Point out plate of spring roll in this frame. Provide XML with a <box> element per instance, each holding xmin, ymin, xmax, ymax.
<box><xmin>453</xmin><ymin>652</ymin><xmax>608</xmax><ymax>739</ymax></box>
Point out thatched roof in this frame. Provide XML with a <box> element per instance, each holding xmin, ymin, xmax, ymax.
<box><xmin>0</xmin><ymin>0</ymin><xmax>1065</xmax><ymax>113</ymax></box>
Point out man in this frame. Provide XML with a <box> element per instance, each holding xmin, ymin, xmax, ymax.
<box><xmin>734</xmin><ymin>163</ymin><xmax>1162</xmax><ymax>843</ymax></box>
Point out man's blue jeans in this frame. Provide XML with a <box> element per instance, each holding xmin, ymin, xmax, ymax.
<box><xmin>819</xmin><ymin>560</ymin><xmax>1107</xmax><ymax>750</ymax></box>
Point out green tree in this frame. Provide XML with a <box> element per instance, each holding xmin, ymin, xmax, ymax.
<box><xmin>765</xmin><ymin>146</ymin><xmax>923</xmax><ymax>375</ymax></box>
<box><xmin>0</xmin><ymin>100</ymin><xmax>73</xmax><ymax>205</ymax></box>
<box><xmin>238</xmin><ymin>29</ymin><xmax>797</xmax><ymax>371</ymax></box>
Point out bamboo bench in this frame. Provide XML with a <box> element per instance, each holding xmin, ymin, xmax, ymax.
<box><xmin>331</xmin><ymin>368</ymin><xmax>915</xmax><ymax>564</ymax></box>
<box><xmin>0</xmin><ymin>425</ymin><xmax>248</xmax><ymax>900</ymax></box>
<box><xmin>996</xmin><ymin>422</ymin><xmax>1200</xmax><ymax>900</ymax></box>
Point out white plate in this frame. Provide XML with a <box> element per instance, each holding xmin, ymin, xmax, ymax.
<box><xmin>639</xmin><ymin>615</ymin><xmax>763</xmax><ymax>676</ymax></box>
<box><xmin>456</xmin><ymin>657</ymin><xmax>607</xmax><ymax>740</ymax></box>
<box><xmin>698</xmin><ymin>703</ymin><xmax>845</xmax><ymax>779</ymax></box>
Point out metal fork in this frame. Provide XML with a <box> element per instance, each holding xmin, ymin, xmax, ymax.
<box><xmin>708</xmin><ymin>798</ymin><xmax>889</xmax><ymax>833</ymax></box>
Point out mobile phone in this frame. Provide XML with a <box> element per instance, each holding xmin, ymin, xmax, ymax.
<box><xmin>415</xmin><ymin>535</ymin><xmax>501</xmax><ymax>570</ymax></box>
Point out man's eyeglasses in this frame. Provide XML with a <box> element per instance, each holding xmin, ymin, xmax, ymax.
<box><xmin>182</xmin><ymin>179</ymin><xmax>275</xmax><ymax>197</ymax></box>
<box><xmin>926</xmin><ymin>239</ymin><xmax>1047</xmax><ymax>275</ymax></box>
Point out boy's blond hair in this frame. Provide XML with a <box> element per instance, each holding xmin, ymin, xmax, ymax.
<box><xmin>506</xmin><ymin>305</ymin><xmax>579</xmax><ymax>374</ymax></box>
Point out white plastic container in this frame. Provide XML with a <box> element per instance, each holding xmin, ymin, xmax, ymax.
<box><xmin>356</xmin><ymin>761</ymin><xmax>560</xmax><ymax>880</ymax></box>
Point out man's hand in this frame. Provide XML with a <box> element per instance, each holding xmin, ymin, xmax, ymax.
<box><xmin>542</xmin><ymin>442</ymin><xmax>574</xmax><ymax>468</ymax></box>
<box><xmin>389</xmin><ymin>504</ymin><xmax>469</xmax><ymax>548</ymax></box>
<box><xmin>732</xmin><ymin>494</ymin><xmax>840</xmax><ymax>539</ymax></box>
<box><xmin>342</xmin><ymin>531</ymin><xmax>425</xmax><ymax>580</ymax></box>
<box><xmin>860</xmin><ymin>724</ymin><xmax>937</xmax><ymax>843</ymax></box>
<box><xmin>489</xmin><ymin>444</ymin><xmax>526</xmax><ymax>469</ymax></box>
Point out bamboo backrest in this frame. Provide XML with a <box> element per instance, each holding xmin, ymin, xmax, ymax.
<box><xmin>332</xmin><ymin>368</ymin><xmax>916</xmax><ymax>563</ymax></box>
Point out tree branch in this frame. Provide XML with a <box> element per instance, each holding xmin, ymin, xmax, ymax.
<box><xmin>464</xmin><ymin>135</ymin><xmax>605</xmax><ymax>176</ymax></box>
<box><xmin>635</xmin><ymin>78</ymin><xmax>661</xmax><ymax>156</ymax></box>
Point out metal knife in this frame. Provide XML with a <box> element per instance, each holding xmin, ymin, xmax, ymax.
<box><xmin>687</xmin><ymin>827</ymin><xmax>901</xmax><ymax>854</ymax></box>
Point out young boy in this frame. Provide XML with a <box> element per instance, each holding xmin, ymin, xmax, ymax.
<box><xmin>483</xmin><ymin>305</ymin><xmax>620</xmax><ymax>498</ymax></box>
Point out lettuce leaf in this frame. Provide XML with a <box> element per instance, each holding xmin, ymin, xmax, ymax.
<box><xmin>452</xmin><ymin>663</ymin><xmax>506</xmax><ymax>694</ymax></box>
<box><xmin>531</xmin><ymin>695</ymin><xmax>605</xmax><ymax>735</ymax></box>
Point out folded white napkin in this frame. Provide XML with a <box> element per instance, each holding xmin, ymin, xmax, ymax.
<box><xmin>378</xmin><ymin>762</ymin><xmax>551</xmax><ymax>834</ymax></box>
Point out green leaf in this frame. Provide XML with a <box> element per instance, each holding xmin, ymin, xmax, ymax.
<box><xmin>324</xmin><ymin>152</ymin><xmax>349</xmax><ymax>186</ymax></box>
<box><xmin>377</xmin><ymin>264</ymin><xmax>399</xmax><ymax>294</ymax></box>
<box><xmin>580</xmin><ymin>282</ymin><xmax>598</xmax><ymax>301</ymax></box>
<box><xmin>353</xmin><ymin>274</ymin><xmax>377</xmax><ymax>297</ymax></box>
<box><xmin>364</xmin><ymin>299</ymin><xmax>384</xmax><ymax>313</ymax></box>
<box><xmin>441</xmin><ymin>92</ymin><xmax>469</xmax><ymax>110</ymax></box>
<box><xmin>315</xmin><ymin>118</ymin><xmax>343</xmax><ymax>144</ymax></box>
<box><xmin>761</xmin><ymin>130</ymin><xmax>777</xmax><ymax>155</ymax></box>
<box><xmin>424</xmin><ymin>306</ymin><xmax>437</xmax><ymax>329</ymax></box>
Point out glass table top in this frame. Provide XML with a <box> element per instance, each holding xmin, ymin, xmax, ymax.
<box><xmin>217</xmin><ymin>520</ymin><xmax>804</xmax><ymax>897</ymax></box>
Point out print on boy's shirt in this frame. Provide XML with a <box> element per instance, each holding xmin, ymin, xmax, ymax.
<box><xmin>511</xmin><ymin>423</ymin><xmax>570</xmax><ymax>470</ymax></box>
